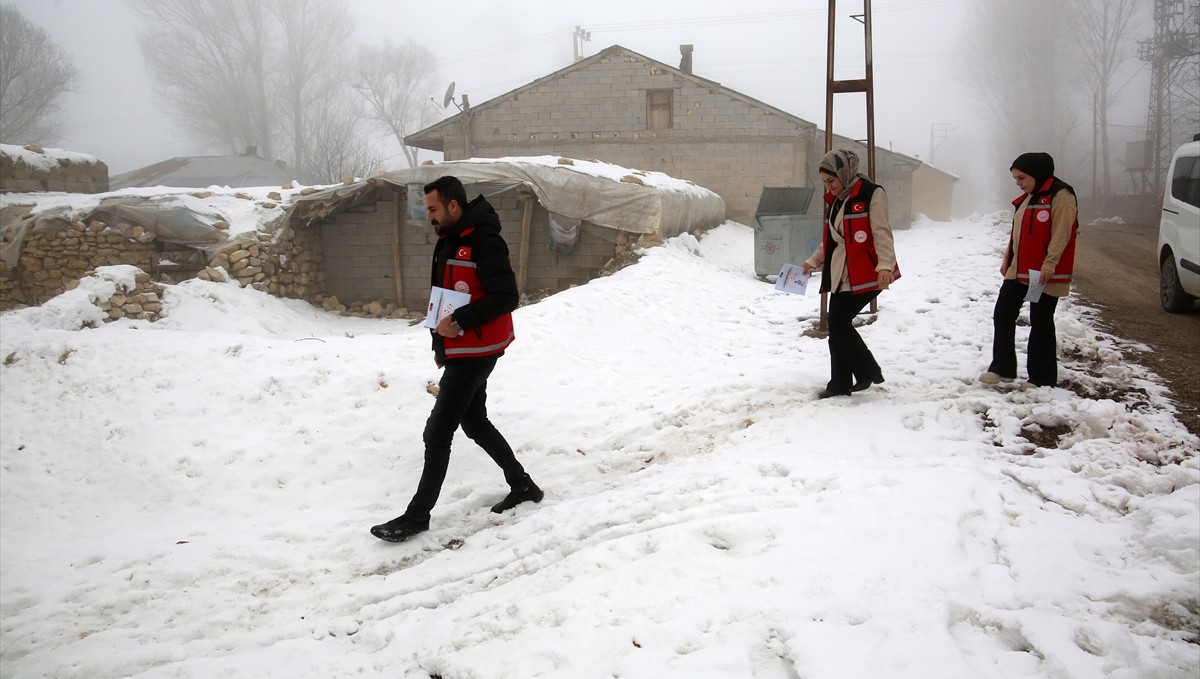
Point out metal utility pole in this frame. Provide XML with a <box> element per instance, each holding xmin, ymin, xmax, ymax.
<box><xmin>573</xmin><ymin>25</ymin><xmax>592</xmax><ymax>62</ymax></box>
<box><xmin>1138</xmin><ymin>0</ymin><xmax>1199</xmax><ymax>198</ymax></box>
<box><xmin>929</xmin><ymin>123</ymin><xmax>953</xmax><ymax>166</ymax></box>
<box><xmin>819</xmin><ymin>0</ymin><xmax>877</xmax><ymax>330</ymax></box>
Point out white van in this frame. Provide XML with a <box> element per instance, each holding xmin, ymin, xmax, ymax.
<box><xmin>1158</xmin><ymin>135</ymin><xmax>1200</xmax><ymax>312</ymax></box>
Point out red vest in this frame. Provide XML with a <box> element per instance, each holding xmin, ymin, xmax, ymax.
<box><xmin>439</xmin><ymin>230</ymin><xmax>515</xmax><ymax>360</ymax></box>
<box><xmin>1007</xmin><ymin>178</ymin><xmax>1077</xmax><ymax>285</ymax></box>
<box><xmin>822</xmin><ymin>179</ymin><xmax>901</xmax><ymax>294</ymax></box>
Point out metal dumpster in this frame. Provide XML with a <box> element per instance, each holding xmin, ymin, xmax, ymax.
<box><xmin>753</xmin><ymin>186</ymin><xmax>823</xmax><ymax>278</ymax></box>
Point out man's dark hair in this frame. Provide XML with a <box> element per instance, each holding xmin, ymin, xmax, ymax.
<box><xmin>423</xmin><ymin>175</ymin><xmax>468</xmax><ymax>210</ymax></box>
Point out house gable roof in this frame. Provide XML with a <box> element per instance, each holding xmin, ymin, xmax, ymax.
<box><xmin>405</xmin><ymin>44</ymin><xmax>817</xmax><ymax>151</ymax></box>
<box><xmin>110</xmin><ymin>154</ymin><xmax>295</xmax><ymax>190</ymax></box>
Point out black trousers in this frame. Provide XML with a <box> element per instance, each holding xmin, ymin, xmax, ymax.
<box><xmin>988</xmin><ymin>279</ymin><xmax>1060</xmax><ymax>387</ymax></box>
<box><xmin>405</xmin><ymin>356</ymin><xmax>526</xmax><ymax>522</ymax></box>
<box><xmin>826</xmin><ymin>290</ymin><xmax>882</xmax><ymax>391</ymax></box>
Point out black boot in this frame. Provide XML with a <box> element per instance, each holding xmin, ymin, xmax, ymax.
<box><xmin>850</xmin><ymin>372</ymin><xmax>885</xmax><ymax>392</ymax></box>
<box><xmin>370</xmin><ymin>515</ymin><xmax>429</xmax><ymax>542</ymax></box>
<box><xmin>491</xmin><ymin>477</ymin><xmax>544</xmax><ymax>514</ymax></box>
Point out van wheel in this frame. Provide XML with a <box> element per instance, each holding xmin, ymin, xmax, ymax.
<box><xmin>1161</xmin><ymin>256</ymin><xmax>1196</xmax><ymax>312</ymax></box>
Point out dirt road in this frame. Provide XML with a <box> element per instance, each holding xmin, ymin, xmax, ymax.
<box><xmin>1071</xmin><ymin>218</ymin><xmax>1200</xmax><ymax>437</ymax></box>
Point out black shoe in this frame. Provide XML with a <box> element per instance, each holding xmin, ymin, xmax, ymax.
<box><xmin>491</xmin><ymin>479</ymin><xmax>544</xmax><ymax>514</ymax></box>
<box><xmin>370</xmin><ymin>515</ymin><xmax>429</xmax><ymax>542</ymax></box>
<box><xmin>817</xmin><ymin>387</ymin><xmax>851</xmax><ymax>399</ymax></box>
<box><xmin>850</xmin><ymin>372</ymin><xmax>885</xmax><ymax>393</ymax></box>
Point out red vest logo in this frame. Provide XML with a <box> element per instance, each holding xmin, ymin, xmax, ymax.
<box><xmin>852</xmin><ymin>202</ymin><xmax>866</xmax><ymax>213</ymax></box>
<box><xmin>456</xmin><ymin>247</ymin><xmax>472</xmax><ymax>259</ymax></box>
<box><xmin>454</xmin><ymin>281</ymin><xmax>470</xmax><ymax>294</ymax></box>
<box><xmin>854</xmin><ymin>230</ymin><xmax>868</xmax><ymax>243</ymax></box>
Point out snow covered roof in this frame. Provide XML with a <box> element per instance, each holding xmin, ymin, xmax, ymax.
<box><xmin>0</xmin><ymin>143</ymin><xmax>103</xmax><ymax>170</ymax></box>
<box><xmin>295</xmin><ymin>156</ymin><xmax>727</xmax><ymax>239</ymax></box>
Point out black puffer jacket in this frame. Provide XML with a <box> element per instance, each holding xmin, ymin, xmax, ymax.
<box><xmin>430</xmin><ymin>195</ymin><xmax>519</xmax><ymax>364</ymax></box>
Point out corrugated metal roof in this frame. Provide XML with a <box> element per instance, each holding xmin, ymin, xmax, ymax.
<box><xmin>110</xmin><ymin>155</ymin><xmax>294</xmax><ymax>190</ymax></box>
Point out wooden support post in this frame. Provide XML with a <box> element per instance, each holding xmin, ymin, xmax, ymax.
<box><xmin>391</xmin><ymin>189</ymin><xmax>404</xmax><ymax>309</ymax></box>
<box><xmin>516</xmin><ymin>191</ymin><xmax>534</xmax><ymax>296</ymax></box>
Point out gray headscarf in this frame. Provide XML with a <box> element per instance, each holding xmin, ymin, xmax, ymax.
<box><xmin>819</xmin><ymin>149</ymin><xmax>868</xmax><ymax>200</ymax></box>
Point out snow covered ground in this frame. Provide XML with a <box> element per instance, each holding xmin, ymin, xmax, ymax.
<box><xmin>1</xmin><ymin>215</ymin><xmax>1197</xmax><ymax>678</ymax></box>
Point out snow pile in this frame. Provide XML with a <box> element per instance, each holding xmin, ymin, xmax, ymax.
<box><xmin>456</xmin><ymin>154</ymin><xmax>714</xmax><ymax>197</ymax></box>
<box><xmin>1087</xmin><ymin>216</ymin><xmax>1128</xmax><ymax>226</ymax></box>
<box><xmin>0</xmin><ymin>183</ymin><xmax>316</xmax><ymax>240</ymax></box>
<box><xmin>0</xmin><ymin>143</ymin><xmax>102</xmax><ymax>171</ymax></box>
<box><xmin>0</xmin><ymin>217</ymin><xmax>1196</xmax><ymax>678</ymax></box>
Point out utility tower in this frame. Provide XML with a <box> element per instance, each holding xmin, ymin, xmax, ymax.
<box><xmin>819</xmin><ymin>0</ymin><xmax>877</xmax><ymax>330</ymax></box>
<box><xmin>1138</xmin><ymin>0</ymin><xmax>1199</xmax><ymax>197</ymax></box>
<box><xmin>929</xmin><ymin>123</ymin><xmax>953</xmax><ymax>166</ymax></box>
<box><xmin>825</xmin><ymin>0</ymin><xmax>876</xmax><ymax>178</ymax></box>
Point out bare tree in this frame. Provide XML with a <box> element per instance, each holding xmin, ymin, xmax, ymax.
<box><xmin>1068</xmin><ymin>0</ymin><xmax>1142</xmax><ymax>198</ymax></box>
<box><xmin>303</xmin><ymin>97</ymin><xmax>385</xmax><ymax>183</ymax></box>
<box><xmin>130</xmin><ymin>0</ymin><xmax>365</xmax><ymax>183</ymax></box>
<box><xmin>0</xmin><ymin>3</ymin><xmax>81</xmax><ymax>145</ymax></box>
<box><xmin>130</xmin><ymin>0</ymin><xmax>276</xmax><ymax>158</ymax></box>
<box><xmin>354</xmin><ymin>40</ymin><xmax>440</xmax><ymax>168</ymax></box>
<box><xmin>957</xmin><ymin>0</ymin><xmax>1085</xmax><ymax>179</ymax></box>
<box><xmin>269</xmin><ymin>0</ymin><xmax>353</xmax><ymax>177</ymax></box>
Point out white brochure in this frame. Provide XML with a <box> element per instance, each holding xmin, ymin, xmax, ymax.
<box><xmin>423</xmin><ymin>286</ymin><xmax>471</xmax><ymax>329</ymax></box>
<box><xmin>1023</xmin><ymin>270</ymin><xmax>1046</xmax><ymax>303</ymax></box>
<box><xmin>775</xmin><ymin>263</ymin><xmax>812</xmax><ymax>295</ymax></box>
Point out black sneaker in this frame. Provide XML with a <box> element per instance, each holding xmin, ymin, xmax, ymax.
<box><xmin>491</xmin><ymin>479</ymin><xmax>545</xmax><ymax>514</ymax></box>
<box><xmin>370</xmin><ymin>515</ymin><xmax>429</xmax><ymax>542</ymax></box>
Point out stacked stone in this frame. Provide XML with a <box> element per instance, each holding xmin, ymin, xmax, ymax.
<box><xmin>83</xmin><ymin>271</ymin><xmax>166</xmax><ymax>322</ymax></box>
<box><xmin>202</xmin><ymin>234</ymin><xmax>278</xmax><ymax>290</ymax></box>
<box><xmin>6</xmin><ymin>220</ymin><xmax>155</xmax><ymax>307</ymax></box>
<box><xmin>316</xmin><ymin>294</ymin><xmax>414</xmax><ymax>319</ymax></box>
<box><xmin>272</xmin><ymin>223</ymin><xmax>325</xmax><ymax>300</ymax></box>
<box><xmin>598</xmin><ymin>231</ymin><xmax>642</xmax><ymax>277</ymax></box>
<box><xmin>0</xmin><ymin>144</ymin><xmax>109</xmax><ymax>194</ymax></box>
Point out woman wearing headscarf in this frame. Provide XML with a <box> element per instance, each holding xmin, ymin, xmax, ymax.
<box><xmin>802</xmin><ymin>149</ymin><xmax>900</xmax><ymax>399</ymax></box>
<box><xmin>980</xmin><ymin>152</ymin><xmax>1078</xmax><ymax>389</ymax></box>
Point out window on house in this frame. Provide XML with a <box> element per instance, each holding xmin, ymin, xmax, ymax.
<box><xmin>647</xmin><ymin>89</ymin><xmax>673</xmax><ymax>130</ymax></box>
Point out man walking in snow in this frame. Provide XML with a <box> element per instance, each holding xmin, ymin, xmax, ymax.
<box><xmin>370</xmin><ymin>175</ymin><xmax>543</xmax><ymax>542</ymax></box>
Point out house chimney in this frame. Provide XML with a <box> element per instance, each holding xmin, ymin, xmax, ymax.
<box><xmin>680</xmin><ymin>44</ymin><xmax>693</xmax><ymax>74</ymax></box>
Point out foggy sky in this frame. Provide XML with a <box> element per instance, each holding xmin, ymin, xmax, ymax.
<box><xmin>4</xmin><ymin>0</ymin><xmax>1157</xmax><ymax>214</ymax></box>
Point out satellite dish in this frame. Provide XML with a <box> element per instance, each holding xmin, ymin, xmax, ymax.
<box><xmin>442</xmin><ymin>82</ymin><xmax>456</xmax><ymax>109</ymax></box>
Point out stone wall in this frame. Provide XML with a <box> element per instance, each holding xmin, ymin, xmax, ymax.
<box><xmin>0</xmin><ymin>144</ymin><xmax>109</xmax><ymax>194</ymax></box>
<box><xmin>85</xmin><ymin>271</ymin><xmax>166</xmax><ymax>322</ymax></box>
<box><xmin>1</xmin><ymin>218</ymin><xmax>156</xmax><ymax>309</ymax></box>
<box><xmin>1</xmin><ymin>185</ymin><xmax>641</xmax><ymax>319</ymax></box>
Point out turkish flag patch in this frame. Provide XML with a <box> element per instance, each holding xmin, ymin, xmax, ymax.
<box><xmin>456</xmin><ymin>246</ymin><xmax>472</xmax><ymax>259</ymax></box>
<box><xmin>852</xmin><ymin>202</ymin><xmax>866</xmax><ymax>213</ymax></box>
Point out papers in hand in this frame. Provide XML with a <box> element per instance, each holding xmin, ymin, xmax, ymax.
<box><xmin>775</xmin><ymin>263</ymin><xmax>811</xmax><ymax>295</ymax></box>
<box><xmin>424</xmin><ymin>286</ymin><xmax>471</xmax><ymax>329</ymax></box>
<box><xmin>1023</xmin><ymin>270</ymin><xmax>1046</xmax><ymax>303</ymax></box>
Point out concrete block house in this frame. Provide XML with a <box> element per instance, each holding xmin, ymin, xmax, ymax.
<box><xmin>405</xmin><ymin>44</ymin><xmax>955</xmax><ymax>229</ymax></box>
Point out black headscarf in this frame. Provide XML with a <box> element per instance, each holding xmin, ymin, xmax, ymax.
<box><xmin>1010</xmin><ymin>152</ymin><xmax>1055</xmax><ymax>184</ymax></box>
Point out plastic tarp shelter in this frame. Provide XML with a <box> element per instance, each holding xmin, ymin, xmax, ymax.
<box><xmin>0</xmin><ymin>196</ymin><xmax>233</xmax><ymax>271</ymax></box>
<box><xmin>292</xmin><ymin>157</ymin><xmax>727</xmax><ymax>242</ymax></box>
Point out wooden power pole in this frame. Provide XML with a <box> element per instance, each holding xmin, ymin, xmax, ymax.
<box><xmin>820</xmin><ymin>0</ymin><xmax>877</xmax><ymax>330</ymax></box>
